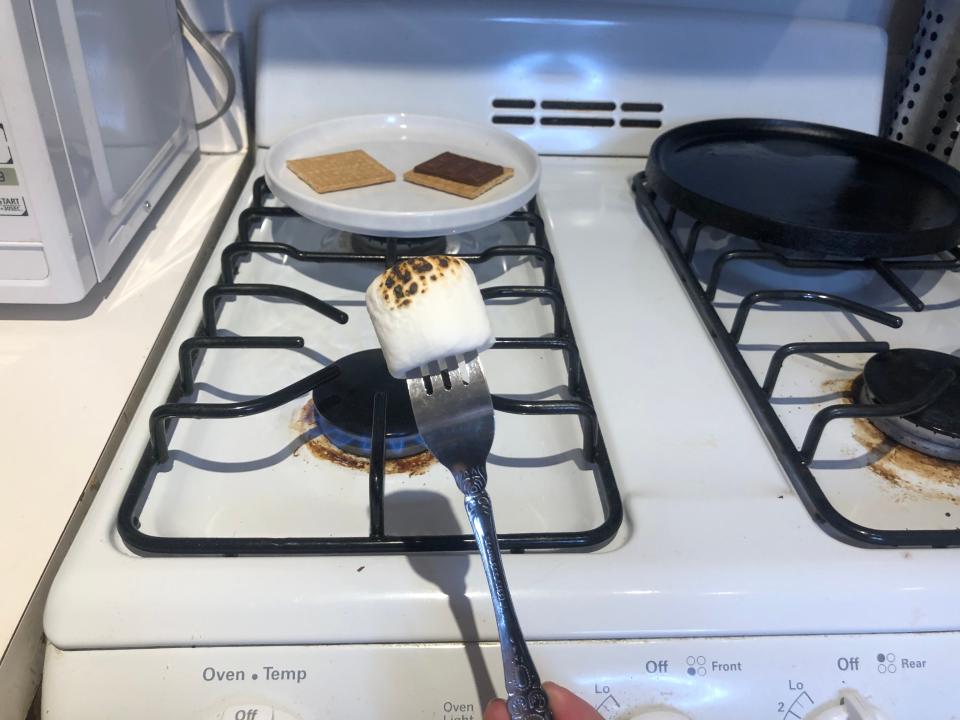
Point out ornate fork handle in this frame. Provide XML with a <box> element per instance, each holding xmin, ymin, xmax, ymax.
<box><xmin>454</xmin><ymin>465</ymin><xmax>553</xmax><ymax>720</ymax></box>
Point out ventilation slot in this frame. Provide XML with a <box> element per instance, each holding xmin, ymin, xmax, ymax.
<box><xmin>492</xmin><ymin>98</ymin><xmax>535</xmax><ymax>109</ymax></box>
<box><xmin>489</xmin><ymin>98</ymin><xmax>664</xmax><ymax>130</ymax></box>
<box><xmin>492</xmin><ymin>116</ymin><xmax>535</xmax><ymax>125</ymax></box>
<box><xmin>541</xmin><ymin>100</ymin><xmax>616</xmax><ymax>111</ymax></box>
<box><xmin>621</xmin><ymin>102</ymin><xmax>664</xmax><ymax>112</ymax></box>
<box><xmin>620</xmin><ymin>119</ymin><xmax>663</xmax><ymax>128</ymax></box>
<box><xmin>540</xmin><ymin>117</ymin><xmax>615</xmax><ymax>127</ymax></box>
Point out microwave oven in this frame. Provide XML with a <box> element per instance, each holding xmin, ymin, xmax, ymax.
<box><xmin>0</xmin><ymin>0</ymin><xmax>197</xmax><ymax>304</ymax></box>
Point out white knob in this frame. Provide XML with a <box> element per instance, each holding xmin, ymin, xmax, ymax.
<box><xmin>626</xmin><ymin>709</ymin><xmax>690</xmax><ymax>719</ymax></box>
<box><xmin>805</xmin><ymin>690</ymin><xmax>889</xmax><ymax>720</ymax></box>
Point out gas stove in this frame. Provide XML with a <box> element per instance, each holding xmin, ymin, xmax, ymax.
<box><xmin>41</xmin><ymin>2</ymin><xmax>960</xmax><ymax>719</ymax></box>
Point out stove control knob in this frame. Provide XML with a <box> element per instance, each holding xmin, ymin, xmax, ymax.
<box><xmin>626</xmin><ymin>709</ymin><xmax>690</xmax><ymax>719</ymax></box>
<box><xmin>804</xmin><ymin>690</ymin><xmax>889</xmax><ymax>720</ymax></box>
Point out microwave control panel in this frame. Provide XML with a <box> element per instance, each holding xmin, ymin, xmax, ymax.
<box><xmin>0</xmin><ymin>86</ymin><xmax>49</xmax><ymax>280</ymax></box>
<box><xmin>0</xmin><ymin>90</ymin><xmax>30</xmax><ymax>221</ymax></box>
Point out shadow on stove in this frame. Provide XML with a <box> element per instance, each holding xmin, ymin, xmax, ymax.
<box><xmin>393</xmin><ymin>490</ymin><xmax>498</xmax><ymax>706</ymax></box>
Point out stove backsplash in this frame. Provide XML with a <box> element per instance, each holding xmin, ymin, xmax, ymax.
<box><xmin>247</xmin><ymin>0</ymin><xmax>887</xmax><ymax>154</ymax></box>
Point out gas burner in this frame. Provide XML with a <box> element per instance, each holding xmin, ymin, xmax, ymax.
<box><xmin>347</xmin><ymin>233</ymin><xmax>450</xmax><ymax>256</ymax></box>
<box><xmin>311</xmin><ymin>349</ymin><xmax>425</xmax><ymax>459</ymax></box>
<box><xmin>859</xmin><ymin>349</ymin><xmax>960</xmax><ymax>461</ymax></box>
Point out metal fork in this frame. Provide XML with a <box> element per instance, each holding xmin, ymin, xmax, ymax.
<box><xmin>407</xmin><ymin>353</ymin><xmax>553</xmax><ymax>720</ymax></box>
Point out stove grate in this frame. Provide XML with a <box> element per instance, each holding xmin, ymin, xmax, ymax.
<box><xmin>634</xmin><ymin>171</ymin><xmax>960</xmax><ymax>548</ymax></box>
<box><xmin>679</xmin><ymin>222</ymin><xmax>960</xmax><ymax>313</ymax></box>
<box><xmin>116</xmin><ymin>178</ymin><xmax>623</xmax><ymax>556</ymax></box>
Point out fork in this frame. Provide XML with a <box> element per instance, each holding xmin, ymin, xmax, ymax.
<box><xmin>407</xmin><ymin>352</ymin><xmax>553</xmax><ymax>720</ymax></box>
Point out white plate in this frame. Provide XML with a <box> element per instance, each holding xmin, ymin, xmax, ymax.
<box><xmin>264</xmin><ymin>113</ymin><xmax>541</xmax><ymax>238</ymax></box>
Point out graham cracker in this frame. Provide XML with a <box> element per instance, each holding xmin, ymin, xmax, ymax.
<box><xmin>403</xmin><ymin>166</ymin><xmax>514</xmax><ymax>199</ymax></box>
<box><xmin>287</xmin><ymin>150</ymin><xmax>395</xmax><ymax>194</ymax></box>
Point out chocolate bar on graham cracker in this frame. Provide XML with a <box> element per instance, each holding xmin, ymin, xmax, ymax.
<box><xmin>414</xmin><ymin>152</ymin><xmax>503</xmax><ymax>186</ymax></box>
<box><xmin>287</xmin><ymin>150</ymin><xmax>395</xmax><ymax>194</ymax></box>
<box><xmin>404</xmin><ymin>152</ymin><xmax>513</xmax><ymax>199</ymax></box>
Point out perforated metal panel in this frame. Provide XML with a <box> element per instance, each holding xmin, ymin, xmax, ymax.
<box><xmin>886</xmin><ymin>0</ymin><xmax>960</xmax><ymax>163</ymax></box>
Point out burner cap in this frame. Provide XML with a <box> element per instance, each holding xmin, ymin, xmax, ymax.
<box><xmin>860</xmin><ymin>349</ymin><xmax>960</xmax><ymax>460</ymax></box>
<box><xmin>312</xmin><ymin>349</ymin><xmax>424</xmax><ymax>459</ymax></box>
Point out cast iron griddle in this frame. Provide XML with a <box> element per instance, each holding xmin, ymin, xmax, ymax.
<box><xmin>646</xmin><ymin>118</ymin><xmax>960</xmax><ymax>258</ymax></box>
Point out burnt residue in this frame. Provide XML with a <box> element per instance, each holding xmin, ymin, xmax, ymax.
<box><xmin>821</xmin><ymin>377</ymin><xmax>855</xmax><ymax>395</ymax></box>
<box><xmin>852</xmin><ymin>416</ymin><xmax>960</xmax><ymax>494</ymax></box>
<box><xmin>822</xmin><ymin>376</ymin><xmax>960</xmax><ymax>501</ymax></box>
<box><xmin>375</xmin><ymin>255</ymin><xmax>460</xmax><ymax>309</ymax></box>
<box><xmin>291</xmin><ymin>401</ymin><xmax>435</xmax><ymax>476</ymax></box>
<box><xmin>410</xmin><ymin>257</ymin><xmax>434</xmax><ymax>274</ymax></box>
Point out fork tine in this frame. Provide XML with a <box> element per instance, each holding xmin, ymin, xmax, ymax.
<box><xmin>467</xmin><ymin>358</ymin><xmax>492</xmax><ymax>392</ymax></box>
<box><xmin>407</xmin><ymin>374</ymin><xmax>428</xmax><ymax>400</ymax></box>
<box><xmin>446</xmin><ymin>363</ymin><xmax>466</xmax><ymax>387</ymax></box>
<box><xmin>462</xmin><ymin>357</ymin><xmax>480</xmax><ymax>384</ymax></box>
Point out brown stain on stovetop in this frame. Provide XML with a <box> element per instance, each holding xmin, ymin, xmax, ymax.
<box><xmin>851</xmin><ymin>416</ymin><xmax>960</xmax><ymax>495</ymax></box>
<box><xmin>824</xmin><ymin>377</ymin><xmax>960</xmax><ymax>502</ymax></box>
<box><xmin>291</xmin><ymin>401</ymin><xmax>435</xmax><ymax>476</ymax></box>
<box><xmin>820</xmin><ymin>376</ymin><xmax>858</xmax><ymax>399</ymax></box>
<box><xmin>820</xmin><ymin>377</ymin><xmax>854</xmax><ymax>394</ymax></box>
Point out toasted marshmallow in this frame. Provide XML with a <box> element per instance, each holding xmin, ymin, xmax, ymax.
<box><xmin>365</xmin><ymin>255</ymin><xmax>494</xmax><ymax>378</ymax></box>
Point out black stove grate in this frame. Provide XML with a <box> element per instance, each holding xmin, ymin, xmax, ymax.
<box><xmin>634</xmin><ymin>171</ymin><xmax>960</xmax><ymax>549</ymax></box>
<box><xmin>117</xmin><ymin>177</ymin><xmax>623</xmax><ymax>556</ymax></box>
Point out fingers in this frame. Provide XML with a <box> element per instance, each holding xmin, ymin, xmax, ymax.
<box><xmin>544</xmin><ymin>682</ymin><xmax>604</xmax><ymax>719</ymax></box>
<box><xmin>483</xmin><ymin>698</ymin><xmax>509</xmax><ymax>720</ymax></box>
<box><xmin>483</xmin><ymin>683</ymin><xmax>602</xmax><ymax>720</ymax></box>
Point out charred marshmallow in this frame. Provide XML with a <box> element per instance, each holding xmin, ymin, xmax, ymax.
<box><xmin>365</xmin><ymin>255</ymin><xmax>493</xmax><ymax>378</ymax></box>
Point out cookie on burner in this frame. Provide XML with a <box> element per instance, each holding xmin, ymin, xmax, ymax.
<box><xmin>414</xmin><ymin>152</ymin><xmax>503</xmax><ymax>186</ymax></box>
<box><xmin>287</xmin><ymin>150</ymin><xmax>395</xmax><ymax>194</ymax></box>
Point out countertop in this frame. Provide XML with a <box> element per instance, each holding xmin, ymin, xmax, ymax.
<box><xmin>0</xmin><ymin>152</ymin><xmax>247</xmax><ymax>720</ymax></box>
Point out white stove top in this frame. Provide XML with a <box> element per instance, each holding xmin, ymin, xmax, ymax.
<box><xmin>44</xmin><ymin>156</ymin><xmax>960</xmax><ymax>656</ymax></box>
<box><xmin>139</xmin><ymin>213</ymin><xmax>602</xmax><ymax>544</ymax></box>
<box><xmin>693</xmin><ymin>231</ymin><xmax>960</xmax><ymax>531</ymax></box>
<box><xmin>42</xmin><ymin>4</ymin><xmax>960</xmax><ymax>717</ymax></box>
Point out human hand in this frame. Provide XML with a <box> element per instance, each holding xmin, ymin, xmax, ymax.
<box><xmin>483</xmin><ymin>682</ymin><xmax>603</xmax><ymax>720</ymax></box>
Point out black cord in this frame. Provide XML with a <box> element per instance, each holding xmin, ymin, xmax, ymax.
<box><xmin>176</xmin><ymin>0</ymin><xmax>237</xmax><ymax>130</ymax></box>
